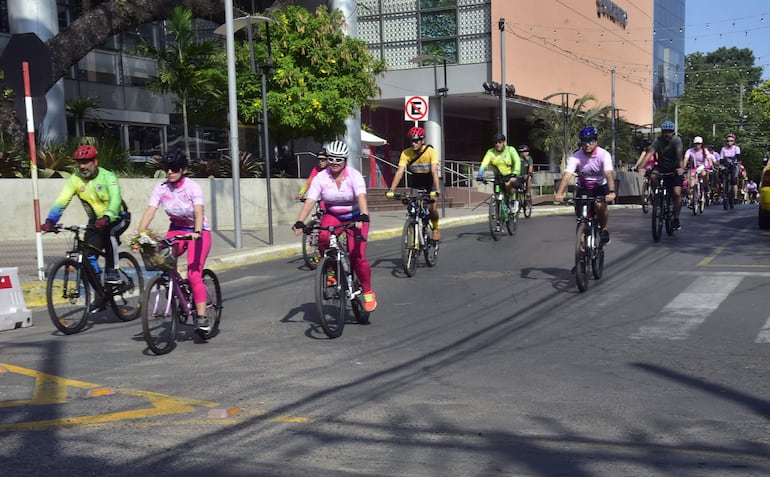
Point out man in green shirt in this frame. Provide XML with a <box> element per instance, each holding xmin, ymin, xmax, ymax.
<box><xmin>477</xmin><ymin>133</ymin><xmax>522</xmax><ymax>203</ymax></box>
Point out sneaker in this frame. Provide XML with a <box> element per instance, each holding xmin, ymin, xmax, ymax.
<box><xmin>512</xmin><ymin>200</ymin><xmax>520</xmax><ymax>213</ymax></box>
<box><xmin>432</xmin><ymin>228</ymin><xmax>441</xmax><ymax>241</ymax></box>
<box><xmin>673</xmin><ymin>218</ymin><xmax>682</xmax><ymax>231</ymax></box>
<box><xmin>326</xmin><ymin>270</ymin><xmax>337</xmax><ymax>287</ymax></box>
<box><xmin>600</xmin><ymin>229</ymin><xmax>610</xmax><ymax>245</ymax></box>
<box><xmin>104</xmin><ymin>269</ymin><xmax>121</xmax><ymax>284</ymax></box>
<box><xmin>195</xmin><ymin>315</ymin><xmax>211</xmax><ymax>334</ymax></box>
<box><xmin>363</xmin><ymin>292</ymin><xmax>377</xmax><ymax>312</ymax></box>
<box><xmin>90</xmin><ymin>297</ymin><xmax>107</xmax><ymax>314</ymax></box>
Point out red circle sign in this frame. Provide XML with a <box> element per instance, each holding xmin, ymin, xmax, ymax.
<box><xmin>404</xmin><ymin>96</ymin><xmax>429</xmax><ymax>121</ymax></box>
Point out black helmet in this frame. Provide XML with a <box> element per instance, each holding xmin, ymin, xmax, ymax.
<box><xmin>517</xmin><ymin>145</ymin><xmax>530</xmax><ymax>152</ymax></box>
<box><xmin>493</xmin><ymin>132</ymin><xmax>506</xmax><ymax>143</ymax></box>
<box><xmin>162</xmin><ymin>149</ymin><xmax>188</xmax><ymax>169</ymax></box>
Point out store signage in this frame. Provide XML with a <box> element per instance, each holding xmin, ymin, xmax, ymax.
<box><xmin>596</xmin><ymin>0</ymin><xmax>628</xmax><ymax>29</ymax></box>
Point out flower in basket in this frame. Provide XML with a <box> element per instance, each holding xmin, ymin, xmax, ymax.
<box><xmin>128</xmin><ymin>228</ymin><xmax>161</xmax><ymax>253</ymax></box>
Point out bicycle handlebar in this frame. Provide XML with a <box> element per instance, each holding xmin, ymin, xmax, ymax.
<box><xmin>43</xmin><ymin>224</ymin><xmax>94</xmax><ymax>234</ymax></box>
<box><xmin>159</xmin><ymin>234</ymin><xmax>197</xmax><ymax>248</ymax></box>
<box><xmin>565</xmin><ymin>196</ymin><xmax>606</xmax><ymax>205</ymax></box>
<box><xmin>390</xmin><ymin>191</ymin><xmax>436</xmax><ymax>204</ymax></box>
<box><xmin>304</xmin><ymin>222</ymin><xmax>367</xmax><ymax>242</ymax></box>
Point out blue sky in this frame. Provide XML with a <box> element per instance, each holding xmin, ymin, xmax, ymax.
<box><xmin>685</xmin><ymin>0</ymin><xmax>770</xmax><ymax>79</ymax></box>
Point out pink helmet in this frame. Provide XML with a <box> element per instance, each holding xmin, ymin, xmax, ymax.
<box><xmin>73</xmin><ymin>145</ymin><xmax>98</xmax><ymax>161</ymax></box>
<box><xmin>408</xmin><ymin>126</ymin><xmax>425</xmax><ymax>139</ymax></box>
<box><xmin>726</xmin><ymin>133</ymin><xmax>736</xmax><ymax>140</ymax></box>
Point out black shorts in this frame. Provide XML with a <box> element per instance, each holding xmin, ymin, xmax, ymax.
<box><xmin>497</xmin><ymin>174</ymin><xmax>522</xmax><ymax>190</ymax></box>
<box><xmin>652</xmin><ymin>168</ymin><xmax>684</xmax><ymax>188</ymax></box>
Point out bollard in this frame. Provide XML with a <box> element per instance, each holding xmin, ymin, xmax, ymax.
<box><xmin>0</xmin><ymin>267</ymin><xmax>32</xmax><ymax>331</ymax></box>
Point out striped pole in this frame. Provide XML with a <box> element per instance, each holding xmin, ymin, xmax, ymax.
<box><xmin>23</xmin><ymin>62</ymin><xmax>45</xmax><ymax>281</ymax></box>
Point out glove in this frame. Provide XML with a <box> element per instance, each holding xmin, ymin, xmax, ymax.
<box><xmin>385</xmin><ymin>191</ymin><xmax>395</xmax><ymax>198</ymax></box>
<box><xmin>94</xmin><ymin>216</ymin><xmax>111</xmax><ymax>229</ymax></box>
<box><xmin>430</xmin><ymin>190</ymin><xmax>439</xmax><ymax>197</ymax></box>
<box><xmin>41</xmin><ymin>219</ymin><xmax>55</xmax><ymax>232</ymax></box>
<box><xmin>293</xmin><ymin>221</ymin><xmax>305</xmax><ymax>231</ymax></box>
<box><xmin>357</xmin><ymin>214</ymin><xmax>370</xmax><ymax>223</ymax></box>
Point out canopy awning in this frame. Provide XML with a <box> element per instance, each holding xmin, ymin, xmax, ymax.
<box><xmin>361</xmin><ymin>130</ymin><xmax>387</xmax><ymax>146</ymax></box>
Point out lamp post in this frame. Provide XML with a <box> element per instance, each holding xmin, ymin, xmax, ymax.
<box><xmin>543</xmin><ymin>92</ymin><xmax>576</xmax><ymax>171</ymax></box>
<box><xmin>410</xmin><ymin>54</ymin><xmax>448</xmax><ymax>217</ymax></box>
<box><xmin>215</xmin><ymin>15</ymin><xmax>277</xmax><ymax>245</ymax></box>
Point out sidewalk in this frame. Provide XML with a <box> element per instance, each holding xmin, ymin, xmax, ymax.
<box><xmin>1</xmin><ymin>204</ymin><xmax>580</xmax><ymax>308</ymax></box>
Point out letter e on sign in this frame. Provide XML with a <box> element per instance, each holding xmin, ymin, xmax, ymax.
<box><xmin>404</xmin><ymin>96</ymin><xmax>429</xmax><ymax>121</ymax></box>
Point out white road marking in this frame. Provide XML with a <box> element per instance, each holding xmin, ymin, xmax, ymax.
<box><xmin>755</xmin><ymin>317</ymin><xmax>770</xmax><ymax>343</ymax></box>
<box><xmin>630</xmin><ymin>276</ymin><xmax>742</xmax><ymax>340</ymax></box>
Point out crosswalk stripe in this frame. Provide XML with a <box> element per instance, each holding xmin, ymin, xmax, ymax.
<box><xmin>630</xmin><ymin>276</ymin><xmax>742</xmax><ymax>340</ymax></box>
<box><xmin>755</xmin><ymin>317</ymin><xmax>770</xmax><ymax>343</ymax></box>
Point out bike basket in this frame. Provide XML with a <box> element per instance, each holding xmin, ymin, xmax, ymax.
<box><xmin>140</xmin><ymin>245</ymin><xmax>177</xmax><ymax>271</ymax></box>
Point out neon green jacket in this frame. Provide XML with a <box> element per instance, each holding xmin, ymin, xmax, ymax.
<box><xmin>46</xmin><ymin>168</ymin><xmax>124</xmax><ymax>223</ymax></box>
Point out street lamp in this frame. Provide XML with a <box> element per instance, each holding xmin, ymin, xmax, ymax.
<box><xmin>410</xmin><ymin>54</ymin><xmax>448</xmax><ymax>217</ymax></box>
<box><xmin>543</xmin><ymin>91</ymin><xmax>576</xmax><ymax>171</ymax></box>
<box><xmin>215</xmin><ymin>15</ymin><xmax>277</xmax><ymax>245</ymax></box>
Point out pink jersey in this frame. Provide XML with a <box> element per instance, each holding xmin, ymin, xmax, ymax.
<box><xmin>306</xmin><ymin>167</ymin><xmax>367</xmax><ymax>220</ymax></box>
<box><xmin>685</xmin><ymin>147</ymin><xmax>712</xmax><ymax>169</ymax></box>
<box><xmin>148</xmin><ymin>177</ymin><xmax>210</xmax><ymax>231</ymax></box>
<box><xmin>565</xmin><ymin>146</ymin><xmax>614</xmax><ymax>189</ymax></box>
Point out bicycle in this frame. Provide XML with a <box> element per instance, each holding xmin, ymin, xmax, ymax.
<box><xmin>650</xmin><ymin>171</ymin><xmax>677</xmax><ymax>242</ymax></box>
<box><xmin>140</xmin><ymin>235</ymin><xmax>222</xmax><ymax>355</ymax></box>
<box><xmin>299</xmin><ymin>199</ymin><xmax>323</xmax><ymax>270</ymax></box>
<box><xmin>480</xmin><ymin>177</ymin><xmax>517</xmax><ymax>241</ymax></box>
<box><xmin>515</xmin><ymin>179</ymin><xmax>533</xmax><ymax>218</ymax></box>
<box><xmin>309</xmin><ymin>222</ymin><xmax>369</xmax><ymax>338</ymax></box>
<box><xmin>721</xmin><ymin>164</ymin><xmax>735</xmax><ymax>210</ymax></box>
<box><xmin>569</xmin><ymin>195</ymin><xmax>606</xmax><ymax>292</ymax></box>
<box><xmin>689</xmin><ymin>169</ymin><xmax>706</xmax><ymax>216</ymax></box>
<box><xmin>45</xmin><ymin>224</ymin><xmax>144</xmax><ymax>334</ymax></box>
<box><xmin>391</xmin><ymin>190</ymin><xmax>439</xmax><ymax>276</ymax></box>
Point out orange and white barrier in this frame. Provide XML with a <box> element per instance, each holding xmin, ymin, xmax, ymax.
<box><xmin>0</xmin><ymin>267</ymin><xmax>32</xmax><ymax>331</ymax></box>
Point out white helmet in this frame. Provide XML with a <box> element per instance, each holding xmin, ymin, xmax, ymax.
<box><xmin>326</xmin><ymin>140</ymin><xmax>349</xmax><ymax>159</ymax></box>
<box><xmin>693</xmin><ymin>136</ymin><xmax>703</xmax><ymax>144</ymax></box>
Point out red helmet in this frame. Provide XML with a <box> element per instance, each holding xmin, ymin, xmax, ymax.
<box><xmin>408</xmin><ymin>126</ymin><xmax>425</xmax><ymax>139</ymax></box>
<box><xmin>73</xmin><ymin>145</ymin><xmax>98</xmax><ymax>161</ymax></box>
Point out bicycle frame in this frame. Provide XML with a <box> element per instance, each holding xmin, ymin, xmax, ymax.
<box><xmin>61</xmin><ymin>226</ymin><xmax>112</xmax><ymax>301</ymax></box>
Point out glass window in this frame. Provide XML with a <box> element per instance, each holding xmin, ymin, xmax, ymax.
<box><xmin>419</xmin><ymin>0</ymin><xmax>457</xmax><ymax>8</ymax></box>
<box><xmin>128</xmin><ymin>124</ymin><xmax>162</xmax><ymax>158</ymax></box>
<box><xmin>421</xmin><ymin>11</ymin><xmax>456</xmax><ymax>39</ymax></box>
<box><xmin>78</xmin><ymin>50</ymin><xmax>119</xmax><ymax>84</ymax></box>
<box><xmin>419</xmin><ymin>3</ymin><xmax>457</xmax><ymax>64</ymax></box>
<box><xmin>123</xmin><ymin>54</ymin><xmax>156</xmax><ymax>87</ymax></box>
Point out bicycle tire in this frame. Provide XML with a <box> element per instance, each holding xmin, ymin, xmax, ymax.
<box><xmin>642</xmin><ymin>194</ymin><xmax>649</xmax><ymax>214</ymax></box>
<box><xmin>108</xmin><ymin>252</ymin><xmax>144</xmax><ymax>321</ymax></box>
<box><xmin>423</xmin><ymin>222</ymin><xmax>439</xmax><ymax>267</ymax></box>
<box><xmin>46</xmin><ymin>258</ymin><xmax>90</xmax><ymax>334</ymax></box>
<box><xmin>315</xmin><ymin>256</ymin><xmax>346</xmax><ymax>338</ymax></box>
<box><xmin>727</xmin><ymin>185</ymin><xmax>734</xmax><ymax>209</ymax></box>
<box><xmin>302</xmin><ymin>219</ymin><xmax>320</xmax><ymax>270</ymax></box>
<box><xmin>201</xmin><ymin>269</ymin><xmax>222</xmax><ymax>338</ymax></box>
<box><xmin>723</xmin><ymin>179</ymin><xmax>730</xmax><ymax>210</ymax></box>
<box><xmin>575</xmin><ymin>222</ymin><xmax>589</xmax><ymax>292</ymax></box>
<box><xmin>141</xmin><ymin>275</ymin><xmax>177</xmax><ymax>355</ymax></box>
<box><xmin>488</xmin><ymin>197</ymin><xmax>501</xmax><ymax>241</ymax></box>
<box><xmin>698</xmin><ymin>183</ymin><xmax>706</xmax><ymax>214</ymax></box>
<box><xmin>664</xmin><ymin>195</ymin><xmax>674</xmax><ymax>236</ymax></box>
<box><xmin>591</xmin><ymin>225</ymin><xmax>605</xmax><ymax>280</ymax></box>
<box><xmin>350</xmin><ymin>276</ymin><xmax>369</xmax><ymax>324</ymax></box>
<box><xmin>523</xmin><ymin>196</ymin><xmax>532</xmax><ymax>218</ymax></box>
<box><xmin>506</xmin><ymin>204</ymin><xmax>518</xmax><ymax>235</ymax></box>
<box><xmin>401</xmin><ymin>219</ymin><xmax>418</xmax><ymax>276</ymax></box>
<box><xmin>651</xmin><ymin>193</ymin><xmax>663</xmax><ymax>242</ymax></box>
<box><xmin>691</xmin><ymin>185</ymin><xmax>699</xmax><ymax>216</ymax></box>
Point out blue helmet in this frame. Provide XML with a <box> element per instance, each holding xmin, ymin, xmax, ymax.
<box><xmin>660</xmin><ymin>120</ymin><xmax>675</xmax><ymax>132</ymax></box>
<box><xmin>579</xmin><ymin>127</ymin><xmax>598</xmax><ymax>141</ymax></box>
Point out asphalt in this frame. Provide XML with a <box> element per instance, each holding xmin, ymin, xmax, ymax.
<box><xmin>1</xmin><ymin>203</ymin><xmax>586</xmax><ymax>309</ymax></box>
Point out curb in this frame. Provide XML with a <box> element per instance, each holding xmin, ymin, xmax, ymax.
<box><xmin>21</xmin><ymin>204</ymin><xmax>636</xmax><ymax>309</ymax></box>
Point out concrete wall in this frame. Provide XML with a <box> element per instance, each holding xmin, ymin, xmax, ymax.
<box><xmin>2</xmin><ymin>178</ymin><xmax>306</xmax><ymax>241</ymax></box>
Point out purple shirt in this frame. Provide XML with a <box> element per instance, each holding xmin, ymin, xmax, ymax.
<box><xmin>148</xmin><ymin>177</ymin><xmax>210</xmax><ymax>231</ymax></box>
<box><xmin>720</xmin><ymin>145</ymin><xmax>740</xmax><ymax>164</ymax></box>
<box><xmin>565</xmin><ymin>146</ymin><xmax>614</xmax><ymax>189</ymax></box>
<box><xmin>306</xmin><ymin>167</ymin><xmax>367</xmax><ymax>220</ymax></box>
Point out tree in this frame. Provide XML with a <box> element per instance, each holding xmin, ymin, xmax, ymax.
<box><xmin>136</xmin><ymin>6</ymin><xmax>224</xmax><ymax>159</ymax></box>
<box><xmin>66</xmin><ymin>96</ymin><xmax>103</xmax><ymax>137</ymax></box>
<box><xmin>234</xmin><ymin>5</ymin><xmax>386</xmax><ymax>145</ymax></box>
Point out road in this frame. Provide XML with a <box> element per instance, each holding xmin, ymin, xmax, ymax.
<box><xmin>2</xmin><ymin>204</ymin><xmax>770</xmax><ymax>476</ymax></box>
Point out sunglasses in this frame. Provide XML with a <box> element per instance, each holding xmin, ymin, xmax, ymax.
<box><xmin>164</xmin><ymin>165</ymin><xmax>183</xmax><ymax>172</ymax></box>
<box><xmin>580</xmin><ymin>140</ymin><xmax>597</xmax><ymax>146</ymax></box>
<box><xmin>727</xmin><ymin>139</ymin><xmax>735</xmax><ymax>142</ymax></box>
<box><xmin>327</xmin><ymin>156</ymin><xmax>345</xmax><ymax>164</ymax></box>
<box><xmin>411</xmin><ymin>139</ymin><xmax>422</xmax><ymax>143</ymax></box>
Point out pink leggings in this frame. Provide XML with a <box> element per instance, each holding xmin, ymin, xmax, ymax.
<box><xmin>165</xmin><ymin>229</ymin><xmax>212</xmax><ymax>306</ymax></box>
<box><xmin>318</xmin><ymin>214</ymin><xmax>372</xmax><ymax>293</ymax></box>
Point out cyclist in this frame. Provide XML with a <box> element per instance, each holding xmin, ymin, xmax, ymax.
<box><xmin>137</xmin><ymin>150</ymin><xmax>212</xmax><ymax>334</ymax></box>
<box><xmin>684</xmin><ymin>136</ymin><xmax>714</xmax><ymax>207</ymax></box>
<box><xmin>632</xmin><ymin>140</ymin><xmax>655</xmax><ymax>207</ymax></box>
<box><xmin>554</xmin><ymin>127</ymin><xmax>616</xmax><ymax>245</ymax></box>
<box><xmin>720</xmin><ymin>133</ymin><xmax>741</xmax><ymax>204</ymax></box>
<box><xmin>517</xmin><ymin>144</ymin><xmax>534</xmax><ymax>199</ymax></box>
<box><xmin>386</xmin><ymin>126</ymin><xmax>442</xmax><ymax>241</ymax></box>
<box><xmin>475</xmin><ymin>133</ymin><xmax>522</xmax><ymax>213</ymax></box>
<box><xmin>41</xmin><ymin>144</ymin><xmax>130</xmax><ymax>293</ymax></box>
<box><xmin>747</xmin><ymin>178</ymin><xmax>758</xmax><ymax>204</ymax></box>
<box><xmin>638</xmin><ymin>120</ymin><xmax>685</xmax><ymax>230</ymax></box>
<box><xmin>292</xmin><ymin>140</ymin><xmax>377</xmax><ymax>313</ymax></box>
<box><xmin>295</xmin><ymin>148</ymin><xmax>329</xmax><ymax>201</ymax></box>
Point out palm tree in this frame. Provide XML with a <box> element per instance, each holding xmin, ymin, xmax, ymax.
<box><xmin>137</xmin><ymin>6</ymin><xmax>224</xmax><ymax>159</ymax></box>
<box><xmin>66</xmin><ymin>96</ymin><xmax>102</xmax><ymax>137</ymax></box>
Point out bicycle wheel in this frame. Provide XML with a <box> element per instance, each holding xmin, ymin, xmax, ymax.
<box><xmin>506</xmin><ymin>203</ymin><xmax>518</xmax><ymax>235</ymax></box>
<box><xmin>302</xmin><ymin>219</ymin><xmax>320</xmax><ymax>270</ymax></box>
<box><xmin>488</xmin><ymin>197</ymin><xmax>501</xmax><ymax>241</ymax></box>
<box><xmin>523</xmin><ymin>194</ymin><xmax>533</xmax><ymax>218</ymax></box>
<box><xmin>350</xmin><ymin>275</ymin><xmax>369</xmax><ymax>324</ymax></box>
<box><xmin>665</xmin><ymin>196</ymin><xmax>674</xmax><ymax>236</ymax></box>
<box><xmin>698</xmin><ymin>183</ymin><xmax>706</xmax><ymax>214</ymax></box>
<box><xmin>46</xmin><ymin>258</ymin><xmax>90</xmax><ymax>334</ymax></box>
<box><xmin>691</xmin><ymin>185</ymin><xmax>699</xmax><ymax>216</ymax></box>
<box><xmin>141</xmin><ymin>275</ymin><xmax>177</xmax><ymax>355</ymax></box>
<box><xmin>651</xmin><ymin>194</ymin><xmax>663</xmax><ymax>242</ymax></box>
<box><xmin>401</xmin><ymin>219</ymin><xmax>418</xmax><ymax>276</ymax></box>
<box><xmin>727</xmin><ymin>184</ymin><xmax>734</xmax><ymax>209</ymax></box>
<box><xmin>423</xmin><ymin>222</ymin><xmax>439</xmax><ymax>267</ymax></box>
<box><xmin>591</xmin><ymin>226</ymin><xmax>605</xmax><ymax>279</ymax></box>
<box><xmin>575</xmin><ymin>222</ymin><xmax>589</xmax><ymax>292</ymax></box>
<box><xmin>315</xmin><ymin>256</ymin><xmax>345</xmax><ymax>338</ymax></box>
<box><xmin>108</xmin><ymin>252</ymin><xmax>144</xmax><ymax>321</ymax></box>
<box><xmin>642</xmin><ymin>192</ymin><xmax>649</xmax><ymax>214</ymax></box>
<box><xmin>202</xmin><ymin>269</ymin><xmax>223</xmax><ymax>337</ymax></box>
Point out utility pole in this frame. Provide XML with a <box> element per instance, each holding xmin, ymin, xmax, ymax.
<box><xmin>499</xmin><ymin>18</ymin><xmax>506</xmax><ymax>138</ymax></box>
<box><xmin>611</xmin><ymin>69</ymin><xmax>616</xmax><ymax>164</ymax></box>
